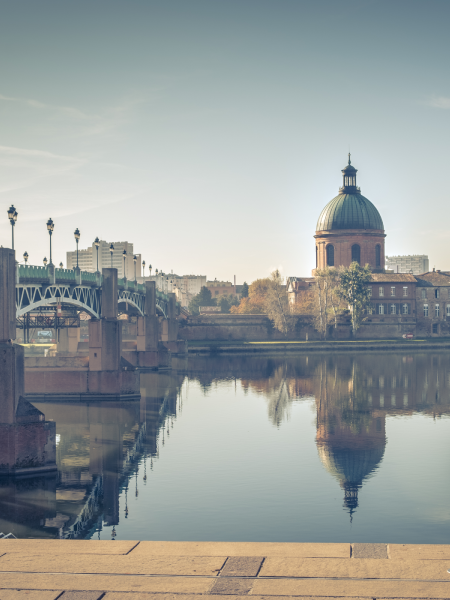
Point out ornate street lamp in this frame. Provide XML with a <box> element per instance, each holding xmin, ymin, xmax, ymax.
<box><xmin>23</xmin><ymin>251</ymin><xmax>29</xmax><ymax>264</ymax></box>
<box><xmin>74</xmin><ymin>228</ymin><xmax>80</xmax><ymax>269</ymax></box>
<box><xmin>46</xmin><ymin>218</ymin><xmax>54</xmax><ymax>264</ymax></box>
<box><xmin>43</xmin><ymin>257</ymin><xmax>48</xmax><ymax>267</ymax></box>
<box><xmin>59</xmin><ymin>262</ymin><xmax>63</xmax><ymax>268</ymax></box>
<box><xmin>122</xmin><ymin>249</ymin><xmax>127</xmax><ymax>278</ymax></box>
<box><xmin>133</xmin><ymin>255</ymin><xmax>137</xmax><ymax>282</ymax></box>
<box><xmin>149</xmin><ymin>264</ymin><xmax>152</xmax><ymax>277</ymax></box>
<box><xmin>109</xmin><ymin>243</ymin><xmax>114</xmax><ymax>268</ymax></box>
<box><xmin>142</xmin><ymin>260</ymin><xmax>146</xmax><ymax>277</ymax></box>
<box><xmin>94</xmin><ymin>237</ymin><xmax>100</xmax><ymax>272</ymax></box>
<box><xmin>7</xmin><ymin>205</ymin><xmax>18</xmax><ymax>250</ymax></box>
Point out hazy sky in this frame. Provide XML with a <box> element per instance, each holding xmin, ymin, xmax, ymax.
<box><xmin>0</xmin><ymin>0</ymin><xmax>449</xmax><ymax>282</ymax></box>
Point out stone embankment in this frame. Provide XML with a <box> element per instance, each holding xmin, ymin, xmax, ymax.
<box><xmin>0</xmin><ymin>540</ymin><xmax>449</xmax><ymax>598</ymax></box>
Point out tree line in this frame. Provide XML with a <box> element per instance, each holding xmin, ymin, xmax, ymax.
<box><xmin>188</xmin><ymin>262</ymin><xmax>373</xmax><ymax>337</ymax></box>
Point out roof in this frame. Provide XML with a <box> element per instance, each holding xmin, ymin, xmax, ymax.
<box><xmin>316</xmin><ymin>193</ymin><xmax>384</xmax><ymax>231</ymax></box>
<box><xmin>415</xmin><ymin>271</ymin><xmax>450</xmax><ymax>287</ymax></box>
<box><xmin>370</xmin><ymin>273</ymin><xmax>417</xmax><ymax>283</ymax></box>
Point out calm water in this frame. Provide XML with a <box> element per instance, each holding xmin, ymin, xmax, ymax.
<box><xmin>1</xmin><ymin>352</ymin><xmax>449</xmax><ymax>543</ymax></box>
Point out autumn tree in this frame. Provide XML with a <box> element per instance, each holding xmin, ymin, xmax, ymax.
<box><xmin>230</xmin><ymin>278</ymin><xmax>271</xmax><ymax>314</ymax></box>
<box><xmin>337</xmin><ymin>262</ymin><xmax>372</xmax><ymax>334</ymax></box>
<box><xmin>265</xmin><ymin>270</ymin><xmax>296</xmax><ymax>336</ymax></box>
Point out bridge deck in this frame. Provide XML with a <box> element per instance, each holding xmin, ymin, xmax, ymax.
<box><xmin>0</xmin><ymin>540</ymin><xmax>449</xmax><ymax>598</ymax></box>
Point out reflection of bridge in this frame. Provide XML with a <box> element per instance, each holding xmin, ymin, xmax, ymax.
<box><xmin>16</xmin><ymin>264</ymin><xmax>170</xmax><ymax>321</ymax></box>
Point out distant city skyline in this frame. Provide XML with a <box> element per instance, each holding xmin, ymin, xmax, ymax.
<box><xmin>0</xmin><ymin>0</ymin><xmax>449</xmax><ymax>281</ymax></box>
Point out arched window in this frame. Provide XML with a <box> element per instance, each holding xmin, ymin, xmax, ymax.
<box><xmin>375</xmin><ymin>244</ymin><xmax>381</xmax><ymax>267</ymax></box>
<box><xmin>351</xmin><ymin>244</ymin><xmax>360</xmax><ymax>264</ymax></box>
<box><xmin>326</xmin><ymin>244</ymin><xmax>334</xmax><ymax>267</ymax></box>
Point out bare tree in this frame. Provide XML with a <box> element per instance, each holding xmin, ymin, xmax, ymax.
<box><xmin>265</xmin><ymin>270</ymin><xmax>296</xmax><ymax>336</ymax></box>
<box><xmin>313</xmin><ymin>267</ymin><xmax>343</xmax><ymax>339</ymax></box>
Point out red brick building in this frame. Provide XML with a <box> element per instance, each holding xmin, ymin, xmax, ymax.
<box><xmin>314</xmin><ymin>155</ymin><xmax>385</xmax><ymax>273</ymax></box>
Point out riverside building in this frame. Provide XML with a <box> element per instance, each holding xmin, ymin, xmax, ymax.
<box><xmin>66</xmin><ymin>240</ymin><xmax>141</xmax><ymax>278</ymax></box>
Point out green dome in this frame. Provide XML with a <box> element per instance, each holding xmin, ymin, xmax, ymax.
<box><xmin>316</xmin><ymin>193</ymin><xmax>384</xmax><ymax>232</ymax></box>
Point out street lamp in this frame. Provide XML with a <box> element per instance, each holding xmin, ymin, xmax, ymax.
<box><xmin>109</xmin><ymin>243</ymin><xmax>114</xmax><ymax>268</ymax></box>
<box><xmin>46</xmin><ymin>218</ymin><xmax>54</xmax><ymax>264</ymax></box>
<box><xmin>43</xmin><ymin>257</ymin><xmax>48</xmax><ymax>267</ymax></box>
<box><xmin>94</xmin><ymin>237</ymin><xmax>100</xmax><ymax>272</ymax></box>
<box><xmin>59</xmin><ymin>262</ymin><xmax>63</xmax><ymax>268</ymax></box>
<box><xmin>142</xmin><ymin>260</ymin><xmax>146</xmax><ymax>278</ymax></box>
<box><xmin>133</xmin><ymin>255</ymin><xmax>137</xmax><ymax>282</ymax></box>
<box><xmin>23</xmin><ymin>251</ymin><xmax>29</xmax><ymax>264</ymax></box>
<box><xmin>7</xmin><ymin>205</ymin><xmax>18</xmax><ymax>250</ymax></box>
<box><xmin>123</xmin><ymin>249</ymin><xmax>127</xmax><ymax>278</ymax></box>
<box><xmin>74</xmin><ymin>228</ymin><xmax>80</xmax><ymax>269</ymax></box>
<box><xmin>149</xmin><ymin>264</ymin><xmax>152</xmax><ymax>277</ymax></box>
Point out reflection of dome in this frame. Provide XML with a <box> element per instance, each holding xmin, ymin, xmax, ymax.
<box><xmin>316</xmin><ymin>193</ymin><xmax>384</xmax><ymax>231</ymax></box>
<box><xmin>317</xmin><ymin>443</ymin><xmax>385</xmax><ymax>518</ymax></box>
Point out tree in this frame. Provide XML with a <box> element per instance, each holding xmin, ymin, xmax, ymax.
<box><xmin>230</xmin><ymin>277</ymin><xmax>271</xmax><ymax>314</ymax></box>
<box><xmin>312</xmin><ymin>267</ymin><xmax>344</xmax><ymax>338</ymax></box>
<box><xmin>265</xmin><ymin>270</ymin><xmax>296</xmax><ymax>336</ymax></box>
<box><xmin>337</xmin><ymin>262</ymin><xmax>372</xmax><ymax>333</ymax></box>
<box><xmin>241</xmin><ymin>282</ymin><xmax>249</xmax><ymax>298</ymax></box>
<box><xmin>218</xmin><ymin>294</ymin><xmax>239</xmax><ymax>313</ymax></box>
<box><xmin>188</xmin><ymin>286</ymin><xmax>216</xmax><ymax>315</ymax></box>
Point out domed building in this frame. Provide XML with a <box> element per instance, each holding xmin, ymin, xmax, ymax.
<box><xmin>314</xmin><ymin>155</ymin><xmax>385</xmax><ymax>272</ymax></box>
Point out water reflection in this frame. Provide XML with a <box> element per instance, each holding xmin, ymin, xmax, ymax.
<box><xmin>188</xmin><ymin>353</ymin><xmax>450</xmax><ymax>519</ymax></box>
<box><xmin>1</xmin><ymin>352</ymin><xmax>449</xmax><ymax>539</ymax></box>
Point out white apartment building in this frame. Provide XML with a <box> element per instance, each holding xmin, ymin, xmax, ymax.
<box><xmin>385</xmin><ymin>255</ymin><xmax>429</xmax><ymax>275</ymax></box>
<box><xmin>137</xmin><ymin>273</ymin><xmax>207</xmax><ymax>307</ymax></box>
<box><xmin>66</xmin><ymin>240</ymin><xmax>142</xmax><ymax>279</ymax></box>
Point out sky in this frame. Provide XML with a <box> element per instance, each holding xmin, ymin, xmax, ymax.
<box><xmin>0</xmin><ymin>0</ymin><xmax>449</xmax><ymax>283</ymax></box>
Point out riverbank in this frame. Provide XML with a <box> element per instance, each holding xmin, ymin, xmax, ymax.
<box><xmin>188</xmin><ymin>338</ymin><xmax>450</xmax><ymax>354</ymax></box>
<box><xmin>0</xmin><ymin>539</ymin><xmax>449</xmax><ymax>598</ymax></box>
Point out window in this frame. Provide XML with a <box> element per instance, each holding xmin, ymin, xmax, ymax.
<box><xmin>379</xmin><ymin>287</ymin><xmax>384</xmax><ymax>297</ymax></box>
<box><xmin>390</xmin><ymin>304</ymin><xmax>396</xmax><ymax>314</ymax></box>
<box><xmin>390</xmin><ymin>286</ymin><xmax>396</xmax><ymax>296</ymax></box>
<box><xmin>378</xmin><ymin>304</ymin><xmax>385</xmax><ymax>315</ymax></box>
<box><xmin>326</xmin><ymin>244</ymin><xmax>334</xmax><ymax>267</ymax></box>
<box><xmin>403</xmin><ymin>286</ymin><xmax>408</xmax><ymax>296</ymax></box>
<box><xmin>446</xmin><ymin>304</ymin><xmax>450</xmax><ymax>317</ymax></box>
<box><xmin>435</xmin><ymin>304</ymin><xmax>440</xmax><ymax>317</ymax></box>
<box><xmin>424</xmin><ymin>304</ymin><xmax>429</xmax><ymax>317</ymax></box>
<box><xmin>402</xmin><ymin>304</ymin><xmax>409</xmax><ymax>315</ymax></box>
<box><xmin>368</xmin><ymin>286</ymin><xmax>372</xmax><ymax>297</ymax></box>
<box><xmin>351</xmin><ymin>244</ymin><xmax>360</xmax><ymax>264</ymax></box>
<box><xmin>375</xmin><ymin>244</ymin><xmax>381</xmax><ymax>267</ymax></box>
<box><xmin>432</xmin><ymin>323</ymin><xmax>438</xmax><ymax>334</ymax></box>
<box><xmin>421</xmin><ymin>289</ymin><xmax>426</xmax><ymax>299</ymax></box>
<box><xmin>435</xmin><ymin>289</ymin><xmax>440</xmax><ymax>299</ymax></box>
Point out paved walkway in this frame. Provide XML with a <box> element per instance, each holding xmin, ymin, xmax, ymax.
<box><xmin>0</xmin><ymin>540</ymin><xmax>449</xmax><ymax>599</ymax></box>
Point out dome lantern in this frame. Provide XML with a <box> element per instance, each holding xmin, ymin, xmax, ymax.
<box><xmin>339</xmin><ymin>153</ymin><xmax>360</xmax><ymax>194</ymax></box>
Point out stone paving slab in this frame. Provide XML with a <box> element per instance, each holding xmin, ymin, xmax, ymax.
<box><xmin>389</xmin><ymin>543</ymin><xmax>450</xmax><ymax>560</ymax></box>
<box><xmin>251</xmin><ymin>577</ymin><xmax>450</xmax><ymax>597</ymax></box>
<box><xmin>220</xmin><ymin>557</ymin><xmax>264</xmax><ymax>577</ymax></box>
<box><xmin>259</xmin><ymin>557</ymin><xmax>450</xmax><ymax>580</ymax></box>
<box><xmin>130</xmin><ymin>541</ymin><xmax>350</xmax><ymax>558</ymax></box>
<box><xmin>352</xmin><ymin>543</ymin><xmax>388</xmax><ymax>559</ymax></box>
<box><xmin>59</xmin><ymin>593</ymin><xmax>104</xmax><ymax>600</ymax></box>
<box><xmin>0</xmin><ymin>554</ymin><xmax>226</xmax><ymax>576</ymax></box>
<box><xmin>0</xmin><ymin>540</ymin><xmax>139</xmax><ymax>555</ymax></box>
<box><xmin>0</xmin><ymin>573</ymin><xmax>215</xmax><ymax>594</ymax></box>
<box><xmin>0</xmin><ymin>592</ymin><xmax>62</xmax><ymax>600</ymax></box>
<box><xmin>210</xmin><ymin>577</ymin><xmax>255</xmax><ymax>594</ymax></box>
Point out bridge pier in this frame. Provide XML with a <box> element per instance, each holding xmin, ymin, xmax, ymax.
<box><xmin>0</xmin><ymin>248</ymin><xmax>56</xmax><ymax>475</ymax></box>
<box><xmin>57</xmin><ymin>328</ymin><xmax>80</xmax><ymax>354</ymax></box>
<box><xmin>161</xmin><ymin>293</ymin><xmax>187</xmax><ymax>355</ymax></box>
<box><xmin>136</xmin><ymin>281</ymin><xmax>171</xmax><ymax>369</ymax></box>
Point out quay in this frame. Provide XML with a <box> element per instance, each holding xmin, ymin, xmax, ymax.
<box><xmin>0</xmin><ymin>540</ymin><xmax>449</xmax><ymax>598</ymax></box>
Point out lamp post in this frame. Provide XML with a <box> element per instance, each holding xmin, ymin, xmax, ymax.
<box><xmin>74</xmin><ymin>228</ymin><xmax>80</xmax><ymax>269</ymax></box>
<box><xmin>142</xmin><ymin>260</ymin><xmax>146</xmax><ymax>278</ymax></box>
<box><xmin>123</xmin><ymin>249</ymin><xmax>127</xmax><ymax>279</ymax></box>
<box><xmin>46</xmin><ymin>218</ymin><xmax>54</xmax><ymax>264</ymax></box>
<box><xmin>109</xmin><ymin>243</ymin><xmax>114</xmax><ymax>268</ymax></box>
<box><xmin>43</xmin><ymin>257</ymin><xmax>48</xmax><ymax>267</ymax></box>
<box><xmin>23</xmin><ymin>251</ymin><xmax>29</xmax><ymax>265</ymax></box>
<box><xmin>133</xmin><ymin>255</ymin><xmax>137</xmax><ymax>282</ymax></box>
<box><xmin>7</xmin><ymin>205</ymin><xmax>18</xmax><ymax>250</ymax></box>
<box><xmin>59</xmin><ymin>262</ymin><xmax>63</xmax><ymax>268</ymax></box>
<box><xmin>149</xmin><ymin>264</ymin><xmax>152</xmax><ymax>277</ymax></box>
<box><xmin>94</xmin><ymin>237</ymin><xmax>100</xmax><ymax>272</ymax></box>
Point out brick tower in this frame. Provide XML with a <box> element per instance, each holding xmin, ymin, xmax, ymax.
<box><xmin>314</xmin><ymin>155</ymin><xmax>386</xmax><ymax>273</ymax></box>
